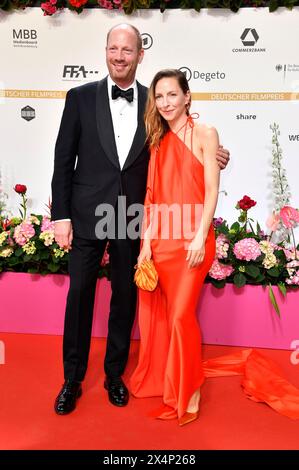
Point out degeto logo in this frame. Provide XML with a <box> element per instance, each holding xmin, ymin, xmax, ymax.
<box><xmin>141</xmin><ymin>33</ymin><xmax>153</xmax><ymax>50</ymax></box>
<box><xmin>241</xmin><ymin>28</ymin><xmax>259</xmax><ymax>46</ymax></box>
<box><xmin>63</xmin><ymin>65</ymin><xmax>99</xmax><ymax>81</ymax></box>
<box><xmin>21</xmin><ymin>106</ymin><xmax>35</xmax><ymax>122</ymax></box>
<box><xmin>179</xmin><ymin>67</ymin><xmax>192</xmax><ymax>82</ymax></box>
<box><xmin>179</xmin><ymin>67</ymin><xmax>225</xmax><ymax>82</ymax></box>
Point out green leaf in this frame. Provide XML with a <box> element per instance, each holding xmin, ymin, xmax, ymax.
<box><xmin>247</xmin><ymin>221</ymin><xmax>255</xmax><ymax>234</ymax></box>
<box><xmin>245</xmin><ymin>265</ymin><xmax>260</xmax><ymax>278</ymax></box>
<box><xmin>40</xmin><ymin>251</ymin><xmax>50</xmax><ymax>260</ymax></box>
<box><xmin>255</xmin><ymin>273</ymin><xmax>265</xmax><ymax>283</ymax></box>
<box><xmin>267</xmin><ymin>267</ymin><xmax>280</xmax><ymax>277</ymax></box>
<box><xmin>217</xmin><ymin>225</ymin><xmax>229</xmax><ymax>235</ymax></box>
<box><xmin>256</xmin><ymin>221</ymin><xmax>261</xmax><ymax>234</ymax></box>
<box><xmin>233</xmin><ymin>272</ymin><xmax>246</xmax><ymax>288</ymax></box>
<box><xmin>15</xmin><ymin>248</ymin><xmax>23</xmax><ymax>257</ymax></box>
<box><xmin>278</xmin><ymin>282</ymin><xmax>287</xmax><ymax>297</ymax></box>
<box><xmin>7</xmin><ymin>257</ymin><xmax>20</xmax><ymax>266</ymax></box>
<box><xmin>48</xmin><ymin>263</ymin><xmax>60</xmax><ymax>273</ymax></box>
<box><xmin>27</xmin><ymin>268</ymin><xmax>39</xmax><ymax>274</ymax></box>
<box><xmin>230</xmin><ymin>221</ymin><xmax>240</xmax><ymax>231</ymax></box>
<box><xmin>269</xmin><ymin>0</ymin><xmax>279</xmax><ymax>12</ymax></box>
<box><xmin>268</xmin><ymin>284</ymin><xmax>280</xmax><ymax>318</ymax></box>
<box><xmin>193</xmin><ymin>0</ymin><xmax>201</xmax><ymax>11</ymax></box>
<box><xmin>274</xmin><ymin>249</ymin><xmax>286</xmax><ymax>262</ymax></box>
<box><xmin>211</xmin><ymin>279</ymin><xmax>226</xmax><ymax>289</ymax></box>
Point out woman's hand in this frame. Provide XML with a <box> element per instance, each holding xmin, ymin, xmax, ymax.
<box><xmin>137</xmin><ymin>242</ymin><xmax>152</xmax><ymax>267</ymax></box>
<box><xmin>186</xmin><ymin>238</ymin><xmax>205</xmax><ymax>269</ymax></box>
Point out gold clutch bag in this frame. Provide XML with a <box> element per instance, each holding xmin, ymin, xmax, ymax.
<box><xmin>134</xmin><ymin>259</ymin><xmax>158</xmax><ymax>292</ymax></box>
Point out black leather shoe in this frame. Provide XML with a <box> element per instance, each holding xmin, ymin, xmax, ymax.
<box><xmin>104</xmin><ymin>376</ymin><xmax>129</xmax><ymax>407</ymax></box>
<box><xmin>54</xmin><ymin>380</ymin><xmax>82</xmax><ymax>415</ymax></box>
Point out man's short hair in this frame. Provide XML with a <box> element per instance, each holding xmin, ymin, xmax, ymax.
<box><xmin>106</xmin><ymin>23</ymin><xmax>143</xmax><ymax>51</ymax></box>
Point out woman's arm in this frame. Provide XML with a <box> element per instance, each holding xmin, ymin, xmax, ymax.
<box><xmin>199</xmin><ymin>126</ymin><xmax>220</xmax><ymax>242</ymax></box>
<box><xmin>186</xmin><ymin>126</ymin><xmax>220</xmax><ymax>268</ymax></box>
<box><xmin>137</xmin><ymin>148</ymin><xmax>157</xmax><ymax>266</ymax></box>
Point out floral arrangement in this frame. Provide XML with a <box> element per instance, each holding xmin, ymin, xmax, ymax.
<box><xmin>1</xmin><ymin>122</ymin><xmax>298</xmax><ymax>315</ymax></box>
<box><xmin>0</xmin><ymin>1</ymin><xmax>298</xmax><ymax>16</ymax></box>
<box><xmin>0</xmin><ymin>185</ymin><xmax>109</xmax><ymax>278</ymax></box>
<box><xmin>1</xmin><ymin>185</ymin><xmax>299</xmax><ymax>315</ymax></box>
<box><xmin>207</xmin><ymin>195</ymin><xmax>299</xmax><ymax>316</ymax></box>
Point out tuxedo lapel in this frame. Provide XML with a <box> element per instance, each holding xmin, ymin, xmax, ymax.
<box><xmin>122</xmin><ymin>82</ymin><xmax>147</xmax><ymax>171</ymax></box>
<box><xmin>96</xmin><ymin>78</ymin><xmax>120</xmax><ymax>169</ymax></box>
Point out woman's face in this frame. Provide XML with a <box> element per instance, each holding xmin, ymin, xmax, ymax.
<box><xmin>154</xmin><ymin>77</ymin><xmax>190</xmax><ymax>124</ymax></box>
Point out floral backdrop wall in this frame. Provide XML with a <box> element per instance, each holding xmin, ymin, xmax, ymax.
<box><xmin>1</xmin><ymin>1</ymin><xmax>299</xmax><ymax>16</ymax></box>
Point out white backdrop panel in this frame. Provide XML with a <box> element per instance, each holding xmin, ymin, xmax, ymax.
<box><xmin>0</xmin><ymin>7</ymin><xmax>299</xmax><ymax>228</ymax></box>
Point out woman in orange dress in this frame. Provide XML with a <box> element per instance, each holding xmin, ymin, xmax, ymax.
<box><xmin>130</xmin><ymin>69</ymin><xmax>220</xmax><ymax>425</ymax></box>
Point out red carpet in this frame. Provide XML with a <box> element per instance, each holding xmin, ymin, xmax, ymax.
<box><xmin>0</xmin><ymin>332</ymin><xmax>298</xmax><ymax>450</ymax></box>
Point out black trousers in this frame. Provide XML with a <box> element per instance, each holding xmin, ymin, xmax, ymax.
<box><xmin>63</xmin><ymin>230</ymin><xmax>140</xmax><ymax>382</ymax></box>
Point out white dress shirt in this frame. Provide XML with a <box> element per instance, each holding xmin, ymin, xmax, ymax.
<box><xmin>107</xmin><ymin>75</ymin><xmax>138</xmax><ymax>169</ymax></box>
<box><xmin>55</xmin><ymin>76</ymin><xmax>138</xmax><ymax>223</ymax></box>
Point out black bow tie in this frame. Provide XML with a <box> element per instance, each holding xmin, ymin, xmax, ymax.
<box><xmin>112</xmin><ymin>85</ymin><xmax>134</xmax><ymax>103</ymax></box>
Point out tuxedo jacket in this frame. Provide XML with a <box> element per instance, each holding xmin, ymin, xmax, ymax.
<box><xmin>51</xmin><ymin>77</ymin><xmax>149</xmax><ymax>239</ymax></box>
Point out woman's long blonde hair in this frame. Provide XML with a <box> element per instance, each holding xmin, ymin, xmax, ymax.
<box><xmin>145</xmin><ymin>69</ymin><xmax>191</xmax><ymax>148</ymax></box>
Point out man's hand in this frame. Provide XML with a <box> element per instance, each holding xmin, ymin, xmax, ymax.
<box><xmin>216</xmin><ymin>145</ymin><xmax>230</xmax><ymax>170</ymax></box>
<box><xmin>54</xmin><ymin>221</ymin><xmax>73</xmax><ymax>250</ymax></box>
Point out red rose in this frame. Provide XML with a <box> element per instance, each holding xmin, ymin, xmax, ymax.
<box><xmin>14</xmin><ymin>184</ymin><xmax>27</xmax><ymax>194</ymax></box>
<box><xmin>237</xmin><ymin>195</ymin><xmax>256</xmax><ymax>211</ymax></box>
<box><xmin>68</xmin><ymin>0</ymin><xmax>88</xmax><ymax>7</ymax></box>
<box><xmin>1</xmin><ymin>219</ymin><xmax>10</xmax><ymax>230</ymax></box>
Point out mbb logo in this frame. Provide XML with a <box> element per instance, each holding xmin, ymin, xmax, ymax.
<box><xmin>13</xmin><ymin>29</ymin><xmax>37</xmax><ymax>40</ymax></box>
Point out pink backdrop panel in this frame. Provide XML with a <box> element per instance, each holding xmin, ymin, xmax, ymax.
<box><xmin>0</xmin><ymin>272</ymin><xmax>298</xmax><ymax>350</ymax></box>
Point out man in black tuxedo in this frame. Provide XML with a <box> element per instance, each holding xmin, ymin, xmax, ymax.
<box><xmin>52</xmin><ymin>23</ymin><xmax>230</xmax><ymax>415</ymax></box>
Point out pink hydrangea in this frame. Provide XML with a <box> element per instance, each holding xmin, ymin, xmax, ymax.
<box><xmin>286</xmin><ymin>271</ymin><xmax>299</xmax><ymax>285</ymax></box>
<box><xmin>270</xmin><ymin>242</ymin><xmax>282</xmax><ymax>251</ymax></box>
<box><xmin>283</xmin><ymin>248</ymin><xmax>299</xmax><ymax>261</ymax></box>
<box><xmin>41</xmin><ymin>216</ymin><xmax>55</xmax><ymax>233</ymax></box>
<box><xmin>286</xmin><ymin>260</ymin><xmax>299</xmax><ymax>269</ymax></box>
<box><xmin>209</xmin><ymin>259</ymin><xmax>234</xmax><ymax>280</ymax></box>
<box><xmin>216</xmin><ymin>233</ymin><xmax>229</xmax><ymax>259</ymax></box>
<box><xmin>13</xmin><ymin>221</ymin><xmax>35</xmax><ymax>246</ymax></box>
<box><xmin>233</xmin><ymin>238</ymin><xmax>261</xmax><ymax>261</ymax></box>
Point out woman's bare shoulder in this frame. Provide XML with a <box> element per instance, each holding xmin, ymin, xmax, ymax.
<box><xmin>193</xmin><ymin>123</ymin><xmax>219</xmax><ymax>148</ymax></box>
<box><xmin>194</xmin><ymin>122</ymin><xmax>218</xmax><ymax>137</ymax></box>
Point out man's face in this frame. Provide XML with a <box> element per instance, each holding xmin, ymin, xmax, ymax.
<box><xmin>106</xmin><ymin>27</ymin><xmax>144</xmax><ymax>88</ymax></box>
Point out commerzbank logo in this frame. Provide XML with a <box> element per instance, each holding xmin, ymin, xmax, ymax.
<box><xmin>241</xmin><ymin>28</ymin><xmax>259</xmax><ymax>46</ymax></box>
<box><xmin>179</xmin><ymin>67</ymin><xmax>226</xmax><ymax>82</ymax></box>
<box><xmin>232</xmin><ymin>28</ymin><xmax>266</xmax><ymax>53</ymax></box>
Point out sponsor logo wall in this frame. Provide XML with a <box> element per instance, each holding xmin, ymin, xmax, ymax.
<box><xmin>0</xmin><ymin>7</ymin><xmax>299</xmax><ymax>226</ymax></box>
